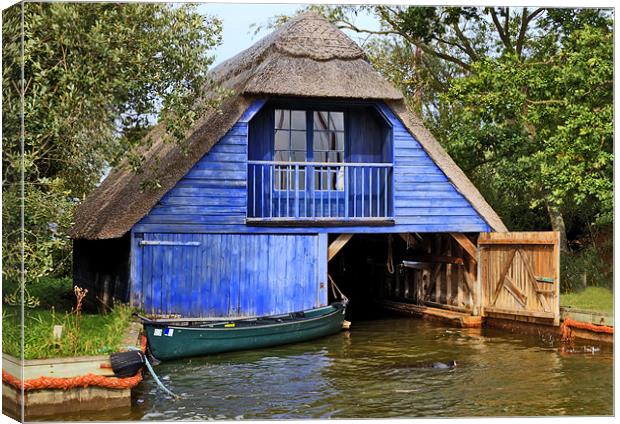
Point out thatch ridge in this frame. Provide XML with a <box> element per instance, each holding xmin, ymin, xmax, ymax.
<box><xmin>71</xmin><ymin>12</ymin><xmax>505</xmax><ymax>239</ymax></box>
<box><xmin>209</xmin><ymin>12</ymin><xmax>402</xmax><ymax>100</ymax></box>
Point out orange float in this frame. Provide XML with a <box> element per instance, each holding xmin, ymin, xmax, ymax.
<box><xmin>2</xmin><ymin>369</ymin><xmax>143</xmax><ymax>391</ymax></box>
<box><xmin>561</xmin><ymin>317</ymin><xmax>614</xmax><ymax>342</ymax></box>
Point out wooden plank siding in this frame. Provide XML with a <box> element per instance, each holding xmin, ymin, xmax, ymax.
<box><xmin>128</xmin><ymin>100</ymin><xmax>492</xmax><ymax>316</ymax></box>
<box><xmin>133</xmin><ymin>100</ymin><xmax>491</xmax><ymax>235</ymax></box>
<box><xmin>378</xmin><ymin>233</ymin><xmax>476</xmax><ymax>312</ymax></box>
<box><xmin>479</xmin><ymin>232</ymin><xmax>560</xmax><ymax>325</ymax></box>
<box><xmin>134</xmin><ymin>233</ymin><xmax>326</xmax><ymax>317</ymax></box>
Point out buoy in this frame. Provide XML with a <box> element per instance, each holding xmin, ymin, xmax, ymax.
<box><xmin>110</xmin><ymin>350</ymin><xmax>145</xmax><ymax>378</ymax></box>
<box><xmin>342</xmin><ymin>320</ymin><xmax>351</xmax><ymax>330</ymax></box>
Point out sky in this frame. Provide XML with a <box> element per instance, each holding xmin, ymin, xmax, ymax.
<box><xmin>197</xmin><ymin>3</ymin><xmax>381</xmax><ymax>65</ymax></box>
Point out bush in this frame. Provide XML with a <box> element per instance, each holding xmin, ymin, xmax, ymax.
<box><xmin>561</xmin><ymin>243</ymin><xmax>613</xmax><ymax>293</ymax></box>
<box><xmin>3</xmin><ymin>276</ymin><xmax>74</xmax><ymax>310</ymax></box>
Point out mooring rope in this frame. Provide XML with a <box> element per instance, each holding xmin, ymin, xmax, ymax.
<box><xmin>127</xmin><ymin>346</ymin><xmax>180</xmax><ymax>399</ymax></box>
<box><xmin>386</xmin><ymin>235</ymin><xmax>395</xmax><ymax>274</ymax></box>
<box><xmin>327</xmin><ymin>274</ymin><xmax>349</xmax><ymax>304</ymax></box>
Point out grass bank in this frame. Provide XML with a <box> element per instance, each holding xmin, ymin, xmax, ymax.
<box><xmin>2</xmin><ymin>278</ymin><xmax>134</xmax><ymax>359</ymax></box>
<box><xmin>560</xmin><ymin>286</ymin><xmax>613</xmax><ymax>315</ymax></box>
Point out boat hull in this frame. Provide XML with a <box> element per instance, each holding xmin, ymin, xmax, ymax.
<box><xmin>143</xmin><ymin>304</ymin><xmax>346</xmax><ymax>361</ymax></box>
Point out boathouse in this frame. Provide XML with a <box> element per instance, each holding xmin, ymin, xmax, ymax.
<box><xmin>71</xmin><ymin>13</ymin><xmax>561</xmax><ymax>326</ymax></box>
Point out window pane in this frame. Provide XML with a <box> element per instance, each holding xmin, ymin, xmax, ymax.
<box><xmin>336</xmin><ymin>132</ymin><xmax>344</xmax><ymax>151</ymax></box>
<box><xmin>291</xmin><ymin>131</ymin><xmax>306</xmax><ymax>152</ymax></box>
<box><xmin>275</xmin><ymin>109</ymin><xmax>289</xmax><ymax>129</ymax></box>
<box><xmin>314</xmin><ymin>151</ymin><xmax>327</xmax><ymax>163</ymax></box>
<box><xmin>313</xmin><ymin>111</ymin><xmax>329</xmax><ymax>130</ymax></box>
<box><xmin>274</xmin><ymin>150</ymin><xmax>289</xmax><ymax>162</ymax></box>
<box><xmin>275</xmin><ymin>130</ymin><xmax>289</xmax><ymax>151</ymax></box>
<box><xmin>313</xmin><ymin>131</ymin><xmax>329</xmax><ymax>151</ymax></box>
<box><xmin>328</xmin><ymin>151</ymin><xmax>339</xmax><ymax>163</ymax></box>
<box><xmin>327</xmin><ymin>132</ymin><xmax>339</xmax><ymax>150</ymax></box>
<box><xmin>329</xmin><ymin>112</ymin><xmax>344</xmax><ymax>131</ymax></box>
<box><xmin>291</xmin><ymin>150</ymin><xmax>307</xmax><ymax>162</ymax></box>
<box><xmin>291</xmin><ymin>110</ymin><xmax>306</xmax><ymax>130</ymax></box>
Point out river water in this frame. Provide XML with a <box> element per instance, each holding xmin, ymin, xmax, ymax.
<box><xmin>47</xmin><ymin>317</ymin><xmax>613</xmax><ymax>420</ymax></box>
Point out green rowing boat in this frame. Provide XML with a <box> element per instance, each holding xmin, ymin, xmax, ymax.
<box><xmin>139</xmin><ymin>303</ymin><xmax>347</xmax><ymax>361</ymax></box>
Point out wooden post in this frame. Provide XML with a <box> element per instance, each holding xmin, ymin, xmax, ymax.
<box><xmin>473</xmin><ymin>244</ymin><xmax>483</xmax><ymax>316</ymax></box>
<box><xmin>553</xmin><ymin>231</ymin><xmax>561</xmax><ymax>326</ymax></box>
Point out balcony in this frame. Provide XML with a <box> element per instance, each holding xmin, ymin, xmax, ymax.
<box><xmin>247</xmin><ymin>161</ymin><xmax>394</xmax><ymax>225</ymax></box>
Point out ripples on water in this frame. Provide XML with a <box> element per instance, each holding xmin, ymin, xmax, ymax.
<box><xmin>46</xmin><ymin>317</ymin><xmax>613</xmax><ymax>420</ymax></box>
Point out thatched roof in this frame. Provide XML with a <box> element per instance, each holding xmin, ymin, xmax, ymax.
<box><xmin>209</xmin><ymin>12</ymin><xmax>403</xmax><ymax>99</ymax></box>
<box><xmin>71</xmin><ymin>12</ymin><xmax>506</xmax><ymax>239</ymax></box>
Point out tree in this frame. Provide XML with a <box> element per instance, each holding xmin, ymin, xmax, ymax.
<box><xmin>281</xmin><ymin>6</ymin><xmax>613</xmax><ymax>250</ymax></box>
<box><xmin>2</xmin><ymin>3</ymin><xmax>223</xmax><ymax>290</ymax></box>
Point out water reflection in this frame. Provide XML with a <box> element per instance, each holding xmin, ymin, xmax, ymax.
<box><xmin>41</xmin><ymin>317</ymin><xmax>613</xmax><ymax>420</ymax></box>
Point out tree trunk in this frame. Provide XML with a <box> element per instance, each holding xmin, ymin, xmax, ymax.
<box><xmin>546</xmin><ymin>201</ymin><xmax>569</xmax><ymax>252</ymax></box>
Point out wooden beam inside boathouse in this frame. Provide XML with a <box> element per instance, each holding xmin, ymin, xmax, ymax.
<box><xmin>328</xmin><ymin>234</ymin><xmax>354</xmax><ymax>261</ymax></box>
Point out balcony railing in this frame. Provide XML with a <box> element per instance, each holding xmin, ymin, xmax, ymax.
<box><xmin>247</xmin><ymin>160</ymin><xmax>393</xmax><ymax>224</ymax></box>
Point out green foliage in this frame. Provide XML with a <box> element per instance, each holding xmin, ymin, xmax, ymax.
<box><xmin>2</xmin><ymin>303</ymin><xmax>134</xmax><ymax>359</ymax></box>
<box><xmin>4</xmin><ymin>276</ymin><xmax>74</xmax><ymax>310</ymax></box>
<box><xmin>560</xmin><ymin>287</ymin><xmax>613</xmax><ymax>314</ymax></box>
<box><xmin>2</xmin><ymin>3</ymin><xmax>223</xmax><ymax>288</ymax></box>
<box><xmin>561</xmin><ymin>241</ymin><xmax>613</xmax><ymax>293</ymax></box>
<box><xmin>306</xmin><ymin>6</ymin><xmax>612</xmax><ymax>242</ymax></box>
<box><xmin>2</xmin><ymin>278</ymin><xmax>133</xmax><ymax>359</ymax></box>
<box><xmin>442</xmin><ymin>23</ymin><xmax>612</xmax><ymax>225</ymax></box>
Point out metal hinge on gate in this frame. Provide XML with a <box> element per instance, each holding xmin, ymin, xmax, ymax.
<box><xmin>139</xmin><ymin>240</ymin><xmax>201</xmax><ymax>247</ymax></box>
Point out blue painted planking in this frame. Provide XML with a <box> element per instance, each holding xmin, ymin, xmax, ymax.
<box><xmin>133</xmin><ymin>222</ymin><xmax>489</xmax><ymax>234</ymax></box>
<box><xmin>130</xmin><ymin>231</ymin><xmax>142</xmax><ymax>308</ymax></box>
<box><xmin>209</xmin><ymin>143</ymin><xmax>246</xmax><ymax>154</ymax></box>
<box><xmin>184</xmin><ymin>169</ymin><xmax>246</xmax><ymax>180</ymax></box>
<box><xmin>140</xmin><ymin>214</ymin><xmax>246</xmax><ymax>225</ymax></box>
<box><xmin>150</xmin><ymin>205</ymin><xmax>245</xmax><ymax>216</ymax></box>
<box><xmin>317</xmin><ymin>234</ymin><xmax>328</xmax><ymax>306</ymax></box>
<box><xmin>170</xmin><ymin>187</ymin><xmax>246</xmax><ymax>198</ymax></box>
<box><xmin>396</xmin><ymin>207</ymin><xmax>480</xmax><ymax>216</ymax></box>
<box><xmin>159</xmin><ymin>196</ymin><xmax>245</xmax><ymax>207</ymax></box>
<box><xmin>136</xmin><ymin>120</ymin><xmax>248</xmax><ymax>229</ymax></box>
<box><xmin>137</xmin><ymin>233</ymin><xmax>323</xmax><ymax>317</ymax></box>
<box><xmin>394</xmin><ymin>174</ymin><xmax>447</xmax><ymax>183</ymax></box>
<box><xmin>238</xmin><ymin>99</ymin><xmax>268</xmax><ymax>123</ymax></box>
<box><xmin>130</xmin><ymin>100</ymin><xmax>497</xmax><ymax>318</ymax></box>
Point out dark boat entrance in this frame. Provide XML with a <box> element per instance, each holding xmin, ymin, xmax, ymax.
<box><xmin>327</xmin><ymin>233</ymin><xmax>478</xmax><ymax>320</ymax></box>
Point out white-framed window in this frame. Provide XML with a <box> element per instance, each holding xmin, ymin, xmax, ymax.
<box><xmin>273</xmin><ymin>109</ymin><xmax>345</xmax><ymax>191</ymax></box>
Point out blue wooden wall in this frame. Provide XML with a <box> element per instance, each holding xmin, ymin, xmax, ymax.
<box><xmin>379</xmin><ymin>104</ymin><xmax>491</xmax><ymax>232</ymax></box>
<box><xmin>134</xmin><ymin>100</ymin><xmax>491</xmax><ymax>234</ymax></box>
<box><xmin>129</xmin><ymin>99</ymin><xmax>492</xmax><ymax>316</ymax></box>
<box><xmin>133</xmin><ymin>232</ymin><xmax>327</xmax><ymax>316</ymax></box>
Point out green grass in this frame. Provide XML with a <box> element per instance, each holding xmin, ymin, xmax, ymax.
<box><xmin>2</xmin><ymin>304</ymin><xmax>134</xmax><ymax>359</ymax></box>
<box><xmin>2</xmin><ymin>277</ymin><xmax>134</xmax><ymax>359</ymax></box>
<box><xmin>560</xmin><ymin>286</ymin><xmax>614</xmax><ymax>315</ymax></box>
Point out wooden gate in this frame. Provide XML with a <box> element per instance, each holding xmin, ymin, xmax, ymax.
<box><xmin>478</xmin><ymin>232</ymin><xmax>560</xmax><ymax>325</ymax></box>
